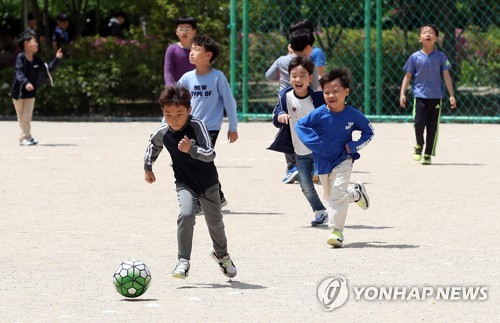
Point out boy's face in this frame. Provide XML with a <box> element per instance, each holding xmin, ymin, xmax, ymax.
<box><xmin>419</xmin><ymin>26</ymin><xmax>438</xmax><ymax>46</ymax></box>
<box><xmin>57</xmin><ymin>20</ymin><xmax>69</xmax><ymax>30</ymax></box>
<box><xmin>189</xmin><ymin>43</ymin><xmax>211</xmax><ymax>65</ymax></box>
<box><xmin>176</xmin><ymin>24</ymin><xmax>196</xmax><ymax>42</ymax></box>
<box><xmin>24</xmin><ymin>37</ymin><xmax>39</xmax><ymax>54</ymax></box>
<box><xmin>322</xmin><ymin>78</ymin><xmax>349</xmax><ymax>111</ymax></box>
<box><xmin>290</xmin><ymin>65</ymin><xmax>313</xmax><ymax>97</ymax></box>
<box><xmin>162</xmin><ymin>104</ymin><xmax>192</xmax><ymax>131</ymax></box>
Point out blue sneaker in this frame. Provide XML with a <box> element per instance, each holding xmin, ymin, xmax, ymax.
<box><xmin>282</xmin><ymin>166</ymin><xmax>299</xmax><ymax>184</ymax></box>
<box><xmin>311</xmin><ymin>210</ymin><xmax>328</xmax><ymax>226</ymax></box>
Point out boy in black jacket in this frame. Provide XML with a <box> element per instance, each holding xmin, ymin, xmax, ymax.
<box><xmin>144</xmin><ymin>85</ymin><xmax>237</xmax><ymax>280</ymax></box>
<box><xmin>10</xmin><ymin>31</ymin><xmax>63</xmax><ymax>146</ymax></box>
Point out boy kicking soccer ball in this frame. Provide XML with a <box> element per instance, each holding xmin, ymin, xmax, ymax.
<box><xmin>144</xmin><ymin>85</ymin><xmax>237</xmax><ymax>279</ymax></box>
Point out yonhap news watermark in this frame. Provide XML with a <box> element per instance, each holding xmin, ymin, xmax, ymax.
<box><xmin>316</xmin><ymin>276</ymin><xmax>489</xmax><ymax>311</ymax></box>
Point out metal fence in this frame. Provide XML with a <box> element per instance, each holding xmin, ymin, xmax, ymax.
<box><xmin>229</xmin><ymin>0</ymin><xmax>499</xmax><ymax>123</ymax></box>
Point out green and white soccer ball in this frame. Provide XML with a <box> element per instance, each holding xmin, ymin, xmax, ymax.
<box><xmin>113</xmin><ymin>259</ymin><xmax>151</xmax><ymax>298</ymax></box>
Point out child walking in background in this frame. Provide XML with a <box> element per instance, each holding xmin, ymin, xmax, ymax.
<box><xmin>144</xmin><ymin>85</ymin><xmax>237</xmax><ymax>279</ymax></box>
<box><xmin>266</xmin><ymin>28</ymin><xmax>320</xmax><ymax>184</ymax></box>
<box><xmin>10</xmin><ymin>31</ymin><xmax>63</xmax><ymax>146</ymax></box>
<box><xmin>268</xmin><ymin>56</ymin><xmax>328</xmax><ymax>226</ymax></box>
<box><xmin>177</xmin><ymin>34</ymin><xmax>238</xmax><ymax>207</ymax></box>
<box><xmin>400</xmin><ymin>24</ymin><xmax>457</xmax><ymax>165</ymax></box>
<box><xmin>296</xmin><ymin>67</ymin><xmax>374</xmax><ymax>248</ymax></box>
<box><xmin>164</xmin><ymin>16</ymin><xmax>197</xmax><ymax>86</ymax></box>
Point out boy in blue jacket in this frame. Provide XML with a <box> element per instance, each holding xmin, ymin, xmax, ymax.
<box><xmin>268</xmin><ymin>56</ymin><xmax>328</xmax><ymax>226</ymax></box>
<box><xmin>296</xmin><ymin>67</ymin><xmax>374</xmax><ymax>248</ymax></box>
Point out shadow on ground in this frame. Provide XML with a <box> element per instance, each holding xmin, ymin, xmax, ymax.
<box><xmin>344</xmin><ymin>241</ymin><xmax>419</xmax><ymax>249</ymax></box>
<box><xmin>177</xmin><ymin>281</ymin><xmax>267</xmax><ymax>290</ymax></box>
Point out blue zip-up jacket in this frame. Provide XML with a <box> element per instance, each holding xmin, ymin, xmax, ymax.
<box><xmin>296</xmin><ymin>104</ymin><xmax>374</xmax><ymax>174</ymax></box>
<box><xmin>267</xmin><ymin>86</ymin><xmax>325</xmax><ymax>154</ymax></box>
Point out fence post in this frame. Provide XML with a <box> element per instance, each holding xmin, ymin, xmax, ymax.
<box><xmin>364</xmin><ymin>0</ymin><xmax>371</xmax><ymax>114</ymax></box>
<box><xmin>375</xmin><ymin>0</ymin><xmax>382</xmax><ymax>115</ymax></box>
<box><xmin>242</xmin><ymin>0</ymin><xmax>249</xmax><ymax>119</ymax></box>
<box><xmin>229</xmin><ymin>0</ymin><xmax>237</xmax><ymax>95</ymax></box>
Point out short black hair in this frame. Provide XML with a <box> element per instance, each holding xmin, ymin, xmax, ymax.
<box><xmin>27</xmin><ymin>12</ymin><xmax>36</xmax><ymax>21</ymax></box>
<box><xmin>320</xmin><ymin>67</ymin><xmax>352</xmax><ymax>89</ymax></box>
<box><xmin>288</xmin><ymin>19</ymin><xmax>314</xmax><ymax>34</ymax></box>
<box><xmin>289</xmin><ymin>28</ymin><xmax>315</xmax><ymax>52</ymax></box>
<box><xmin>176</xmin><ymin>16</ymin><xmax>197</xmax><ymax>30</ymax></box>
<box><xmin>113</xmin><ymin>11</ymin><xmax>127</xmax><ymax>19</ymax></box>
<box><xmin>57</xmin><ymin>13</ymin><xmax>69</xmax><ymax>21</ymax></box>
<box><xmin>419</xmin><ymin>24</ymin><xmax>439</xmax><ymax>37</ymax></box>
<box><xmin>288</xmin><ymin>56</ymin><xmax>315</xmax><ymax>75</ymax></box>
<box><xmin>16</xmin><ymin>31</ymin><xmax>35</xmax><ymax>50</ymax></box>
<box><xmin>192</xmin><ymin>35</ymin><xmax>219</xmax><ymax>62</ymax></box>
<box><xmin>159</xmin><ymin>85</ymin><xmax>192</xmax><ymax>109</ymax></box>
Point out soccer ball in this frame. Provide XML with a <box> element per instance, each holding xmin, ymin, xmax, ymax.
<box><xmin>113</xmin><ymin>259</ymin><xmax>151</xmax><ymax>298</ymax></box>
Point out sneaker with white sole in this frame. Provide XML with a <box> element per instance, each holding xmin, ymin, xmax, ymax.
<box><xmin>171</xmin><ymin>258</ymin><xmax>190</xmax><ymax>279</ymax></box>
<box><xmin>311</xmin><ymin>210</ymin><xmax>328</xmax><ymax>226</ymax></box>
<box><xmin>210</xmin><ymin>249</ymin><xmax>237</xmax><ymax>278</ymax></box>
<box><xmin>353</xmin><ymin>181</ymin><xmax>370</xmax><ymax>210</ymax></box>
<box><xmin>327</xmin><ymin>229</ymin><xmax>344</xmax><ymax>248</ymax></box>
<box><xmin>282</xmin><ymin>165</ymin><xmax>299</xmax><ymax>184</ymax></box>
<box><xmin>20</xmin><ymin>138</ymin><xmax>37</xmax><ymax>146</ymax></box>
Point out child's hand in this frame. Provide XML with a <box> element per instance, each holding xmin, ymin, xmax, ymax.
<box><xmin>25</xmin><ymin>83</ymin><xmax>34</xmax><ymax>91</ymax></box>
<box><xmin>345</xmin><ymin>144</ymin><xmax>351</xmax><ymax>154</ymax></box>
<box><xmin>450</xmin><ymin>96</ymin><xmax>457</xmax><ymax>109</ymax></box>
<box><xmin>399</xmin><ymin>96</ymin><xmax>406</xmax><ymax>108</ymax></box>
<box><xmin>56</xmin><ymin>48</ymin><xmax>64</xmax><ymax>59</ymax></box>
<box><xmin>145</xmin><ymin>170</ymin><xmax>156</xmax><ymax>183</ymax></box>
<box><xmin>278</xmin><ymin>113</ymin><xmax>290</xmax><ymax>124</ymax></box>
<box><xmin>228</xmin><ymin>131</ymin><xmax>238</xmax><ymax>143</ymax></box>
<box><xmin>178</xmin><ymin>135</ymin><xmax>192</xmax><ymax>153</ymax></box>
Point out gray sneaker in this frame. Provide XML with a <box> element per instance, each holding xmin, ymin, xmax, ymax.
<box><xmin>353</xmin><ymin>182</ymin><xmax>370</xmax><ymax>210</ymax></box>
<box><xmin>171</xmin><ymin>258</ymin><xmax>190</xmax><ymax>279</ymax></box>
<box><xmin>210</xmin><ymin>249</ymin><xmax>237</xmax><ymax>278</ymax></box>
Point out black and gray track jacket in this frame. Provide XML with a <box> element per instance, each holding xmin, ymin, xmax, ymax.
<box><xmin>144</xmin><ymin>116</ymin><xmax>219</xmax><ymax>194</ymax></box>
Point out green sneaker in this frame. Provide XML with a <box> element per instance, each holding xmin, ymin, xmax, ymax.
<box><xmin>327</xmin><ymin>230</ymin><xmax>344</xmax><ymax>248</ymax></box>
<box><xmin>422</xmin><ymin>154</ymin><xmax>432</xmax><ymax>165</ymax></box>
<box><xmin>413</xmin><ymin>145</ymin><xmax>422</xmax><ymax>161</ymax></box>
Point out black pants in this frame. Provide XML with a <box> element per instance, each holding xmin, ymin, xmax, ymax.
<box><xmin>413</xmin><ymin>98</ymin><xmax>442</xmax><ymax>156</ymax></box>
<box><xmin>208</xmin><ymin>131</ymin><xmax>225</xmax><ymax>202</ymax></box>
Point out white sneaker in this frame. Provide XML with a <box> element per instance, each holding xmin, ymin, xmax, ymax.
<box><xmin>210</xmin><ymin>249</ymin><xmax>237</xmax><ymax>278</ymax></box>
<box><xmin>20</xmin><ymin>139</ymin><xmax>36</xmax><ymax>146</ymax></box>
<box><xmin>353</xmin><ymin>182</ymin><xmax>370</xmax><ymax>210</ymax></box>
<box><xmin>171</xmin><ymin>258</ymin><xmax>190</xmax><ymax>279</ymax></box>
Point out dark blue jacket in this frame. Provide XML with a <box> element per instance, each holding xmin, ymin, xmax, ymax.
<box><xmin>267</xmin><ymin>86</ymin><xmax>325</xmax><ymax>154</ymax></box>
<box><xmin>9</xmin><ymin>52</ymin><xmax>60</xmax><ymax>100</ymax></box>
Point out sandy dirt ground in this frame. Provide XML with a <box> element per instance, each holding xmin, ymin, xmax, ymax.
<box><xmin>0</xmin><ymin>120</ymin><xmax>498</xmax><ymax>322</ymax></box>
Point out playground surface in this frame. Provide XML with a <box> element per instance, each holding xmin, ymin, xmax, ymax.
<box><xmin>0</xmin><ymin>120</ymin><xmax>498</xmax><ymax>322</ymax></box>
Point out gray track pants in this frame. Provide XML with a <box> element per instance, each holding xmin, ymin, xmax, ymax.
<box><xmin>176</xmin><ymin>183</ymin><xmax>228</xmax><ymax>260</ymax></box>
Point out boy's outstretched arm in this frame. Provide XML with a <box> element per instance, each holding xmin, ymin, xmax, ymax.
<box><xmin>400</xmin><ymin>72</ymin><xmax>412</xmax><ymax>108</ymax></box>
<box><xmin>443</xmin><ymin>70</ymin><xmax>457</xmax><ymax>109</ymax></box>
